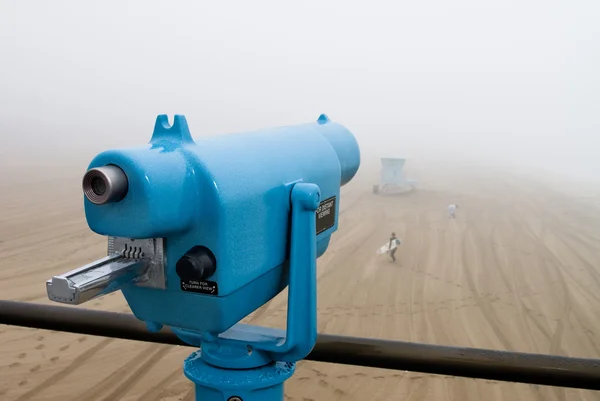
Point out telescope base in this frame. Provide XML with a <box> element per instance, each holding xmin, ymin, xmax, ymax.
<box><xmin>183</xmin><ymin>350</ymin><xmax>295</xmax><ymax>401</ymax></box>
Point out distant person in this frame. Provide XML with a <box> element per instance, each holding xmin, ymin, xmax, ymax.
<box><xmin>388</xmin><ymin>232</ymin><xmax>401</xmax><ymax>263</ymax></box>
<box><xmin>448</xmin><ymin>204</ymin><xmax>458</xmax><ymax>219</ymax></box>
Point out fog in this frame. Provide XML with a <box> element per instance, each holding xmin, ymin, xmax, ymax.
<box><xmin>0</xmin><ymin>0</ymin><xmax>599</xmax><ymax>183</ymax></box>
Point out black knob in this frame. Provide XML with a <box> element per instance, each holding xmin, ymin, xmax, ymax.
<box><xmin>176</xmin><ymin>246</ymin><xmax>216</xmax><ymax>281</ymax></box>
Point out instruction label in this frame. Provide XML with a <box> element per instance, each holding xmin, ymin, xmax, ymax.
<box><xmin>181</xmin><ymin>279</ymin><xmax>219</xmax><ymax>295</ymax></box>
<box><xmin>316</xmin><ymin>196</ymin><xmax>336</xmax><ymax>235</ymax></box>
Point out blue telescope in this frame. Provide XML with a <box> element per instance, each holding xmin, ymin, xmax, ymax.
<box><xmin>46</xmin><ymin>113</ymin><xmax>360</xmax><ymax>401</ymax></box>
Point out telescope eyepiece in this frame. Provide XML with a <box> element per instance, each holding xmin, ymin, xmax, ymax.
<box><xmin>83</xmin><ymin>165</ymin><xmax>129</xmax><ymax>205</ymax></box>
<box><xmin>91</xmin><ymin>176</ymin><xmax>107</xmax><ymax>196</ymax></box>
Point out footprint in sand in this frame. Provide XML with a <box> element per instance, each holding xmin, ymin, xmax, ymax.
<box><xmin>30</xmin><ymin>364</ymin><xmax>41</xmax><ymax>372</ymax></box>
<box><xmin>9</xmin><ymin>362</ymin><xmax>21</xmax><ymax>368</ymax></box>
<box><xmin>35</xmin><ymin>344</ymin><xmax>45</xmax><ymax>350</ymax></box>
<box><xmin>50</xmin><ymin>356</ymin><xmax>59</xmax><ymax>363</ymax></box>
<box><xmin>17</xmin><ymin>353</ymin><xmax>26</xmax><ymax>359</ymax></box>
<box><xmin>59</xmin><ymin>345</ymin><xmax>70</xmax><ymax>352</ymax></box>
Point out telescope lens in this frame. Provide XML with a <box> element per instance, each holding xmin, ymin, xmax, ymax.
<box><xmin>91</xmin><ymin>177</ymin><xmax>107</xmax><ymax>196</ymax></box>
<box><xmin>82</xmin><ymin>165</ymin><xmax>129</xmax><ymax>205</ymax></box>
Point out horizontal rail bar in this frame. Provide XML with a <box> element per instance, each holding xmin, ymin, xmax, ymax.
<box><xmin>1</xmin><ymin>300</ymin><xmax>599</xmax><ymax>391</ymax></box>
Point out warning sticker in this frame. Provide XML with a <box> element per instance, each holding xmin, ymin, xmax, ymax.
<box><xmin>316</xmin><ymin>196</ymin><xmax>336</xmax><ymax>235</ymax></box>
<box><xmin>181</xmin><ymin>279</ymin><xmax>218</xmax><ymax>295</ymax></box>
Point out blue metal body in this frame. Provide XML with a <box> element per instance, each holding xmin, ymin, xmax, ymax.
<box><xmin>82</xmin><ymin>114</ymin><xmax>360</xmax><ymax>400</ymax></box>
<box><xmin>85</xmin><ymin>114</ymin><xmax>359</xmax><ymax>335</ymax></box>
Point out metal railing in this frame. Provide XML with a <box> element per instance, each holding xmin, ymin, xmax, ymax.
<box><xmin>1</xmin><ymin>300</ymin><xmax>599</xmax><ymax>391</ymax></box>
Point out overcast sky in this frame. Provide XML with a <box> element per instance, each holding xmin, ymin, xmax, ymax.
<box><xmin>0</xmin><ymin>0</ymin><xmax>598</xmax><ymax>181</ymax></box>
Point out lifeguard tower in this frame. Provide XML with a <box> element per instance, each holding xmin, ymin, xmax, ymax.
<box><xmin>373</xmin><ymin>157</ymin><xmax>418</xmax><ymax>195</ymax></box>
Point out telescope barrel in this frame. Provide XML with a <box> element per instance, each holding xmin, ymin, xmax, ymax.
<box><xmin>319</xmin><ymin>123</ymin><xmax>361</xmax><ymax>187</ymax></box>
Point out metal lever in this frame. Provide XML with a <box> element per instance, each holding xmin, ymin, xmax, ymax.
<box><xmin>46</xmin><ymin>237</ymin><xmax>166</xmax><ymax>305</ymax></box>
<box><xmin>46</xmin><ymin>255</ymin><xmax>146</xmax><ymax>304</ymax></box>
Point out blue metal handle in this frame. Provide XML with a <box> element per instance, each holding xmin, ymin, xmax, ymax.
<box><xmin>273</xmin><ymin>182</ymin><xmax>319</xmax><ymax>361</ymax></box>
